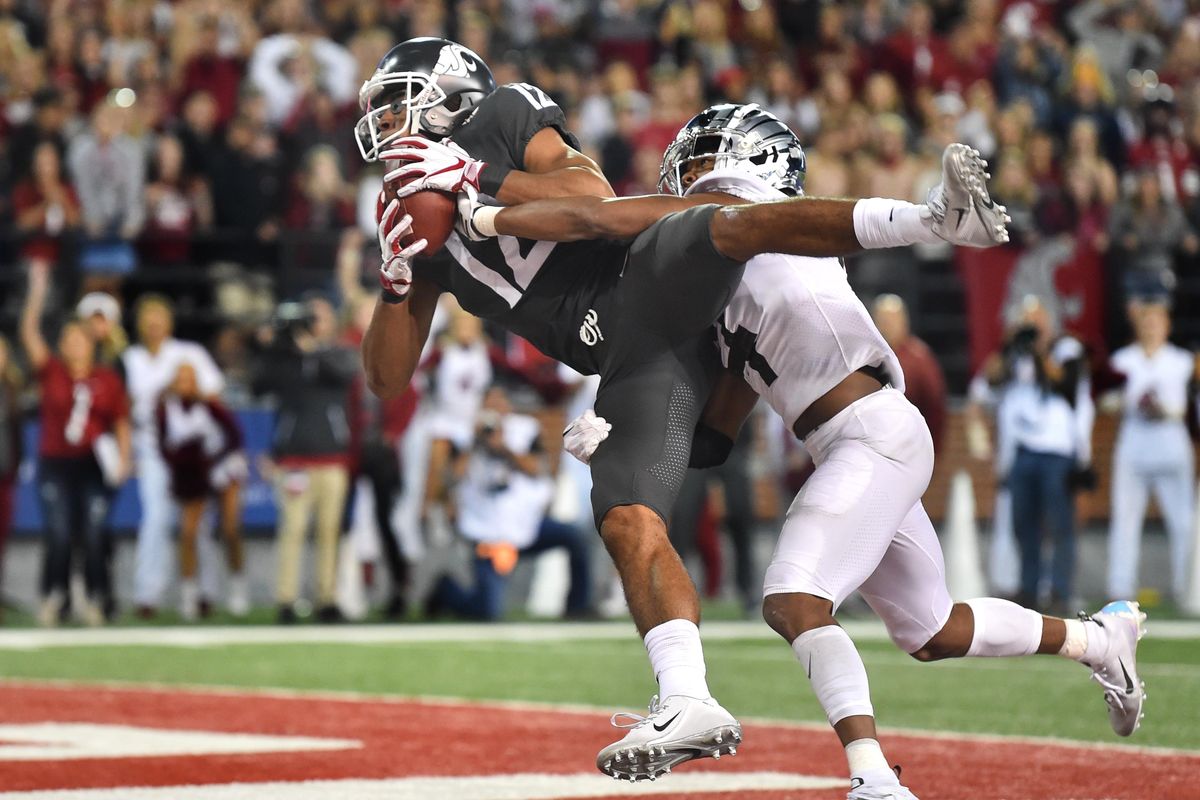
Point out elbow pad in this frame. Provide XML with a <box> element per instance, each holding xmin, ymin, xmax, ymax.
<box><xmin>689</xmin><ymin>424</ymin><xmax>733</xmax><ymax>469</ymax></box>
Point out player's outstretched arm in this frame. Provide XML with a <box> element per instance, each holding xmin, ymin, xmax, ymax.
<box><xmin>486</xmin><ymin>193</ymin><xmax>736</xmax><ymax>242</ymax></box>
<box><xmin>361</xmin><ymin>275</ymin><xmax>440</xmax><ymax>398</ymax></box>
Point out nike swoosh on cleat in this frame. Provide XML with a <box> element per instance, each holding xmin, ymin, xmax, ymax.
<box><xmin>850</xmin><ymin>778</ymin><xmax>865</xmax><ymax>789</ymax></box>
<box><xmin>1119</xmin><ymin>659</ymin><xmax>1135</xmax><ymax>694</ymax></box>
<box><xmin>954</xmin><ymin>208</ymin><xmax>967</xmax><ymax>227</ymax></box>
<box><xmin>807</xmin><ymin>654</ymin><xmax>813</xmax><ymax>680</ymax></box>
<box><xmin>889</xmin><ymin>208</ymin><xmax>894</xmax><ymax>222</ymax></box>
<box><xmin>653</xmin><ymin>711</ymin><xmax>682</xmax><ymax>732</ymax></box>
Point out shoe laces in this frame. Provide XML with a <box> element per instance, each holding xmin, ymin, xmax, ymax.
<box><xmin>610</xmin><ymin>694</ymin><xmax>663</xmax><ymax>729</ymax></box>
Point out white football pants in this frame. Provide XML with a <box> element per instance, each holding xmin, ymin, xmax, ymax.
<box><xmin>763</xmin><ymin>388</ymin><xmax>953</xmax><ymax>652</ymax></box>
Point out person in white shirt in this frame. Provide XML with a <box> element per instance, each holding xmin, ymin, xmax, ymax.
<box><xmin>1107</xmin><ymin>301</ymin><xmax>1198</xmax><ymax>601</ymax></box>
<box><xmin>984</xmin><ymin>297</ymin><xmax>1095</xmax><ymax>613</ymax></box>
<box><xmin>122</xmin><ymin>295</ymin><xmax>228</xmax><ymax>617</ymax></box>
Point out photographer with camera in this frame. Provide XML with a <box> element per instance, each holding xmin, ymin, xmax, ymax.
<box><xmin>981</xmin><ymin>296</ymin><xmax>1095</xmax><ymax>614</ymax></box>
<box><xmin>253</xmin><ymin>295</ymin><xmax>357</xmax><ymax>623</ymax></box>
<box><xmin>425</xmin><ymin>385</ymin><xmax>591</xmax><ymax>621</ymax></box>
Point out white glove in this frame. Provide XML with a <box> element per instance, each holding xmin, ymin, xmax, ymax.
<box><xmin>378</xmin><ymin>196</ymin><xmax>427</xmax><ymax>301</ymax></box>
<box><xmin>380</xmin><ymin>136</ymin><xmax>485</xmax><ymax>197</ymax></box>
<box><xmin>455</xmin><ymin>183</ymin><xmax>498</xmax><ymax>241</ymax></box>
<box><xmin>562</xmin><ymin>409</ymin><xmax>611</xmax><ymax>465</ymax></box>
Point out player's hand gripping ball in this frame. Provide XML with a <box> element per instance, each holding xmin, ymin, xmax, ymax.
<box><xmin>379</xmin><ymin>137</ymin><xmax>485</xmax><ymax>256</ymax></box>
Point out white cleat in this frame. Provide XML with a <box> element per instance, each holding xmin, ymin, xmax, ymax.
<box><xmin>1080</xmin><ymin>600</ymin><xmax>1147</xmax><ymax>737</ymax></box>
<box><xmin>596</xmin><ymin>694</ymin><xmax>742</xmax><ymax>782</ymax></box>
<box><xmin>926</xmin><ymin>143</ymin><xmax>1010</xmax><ymax>247</ymax></box>
<box><xmin>848</xmin><ymin>769</ymin><xmax>920</xmax><ymax>800</ymax></box>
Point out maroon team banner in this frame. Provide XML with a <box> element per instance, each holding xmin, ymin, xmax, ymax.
<box><xmin>955</xmin><ymin>239</ymin><xmax>1107</xmax><ymax>375</ymax></box>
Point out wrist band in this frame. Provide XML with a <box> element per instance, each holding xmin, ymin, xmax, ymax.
<box><xmin>381</xmin><ymin>288</ymin><xmax>408</xmax><ymax>305</ymax></box>
<box><xmin>473</xmin><ymin>206</ymin><xmax>500</xmax><ymax>238</ymax></box>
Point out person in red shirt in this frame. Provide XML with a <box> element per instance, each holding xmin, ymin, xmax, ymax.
<box><xmin>20</xmin><ymin>263</ymin><xmax>131</xmax><ymax>627</ymax></box>
<box><xmin>11</xmin><ymin>141</ymin><xmax>82</xmax><ymax>268</ymax></box>
<box><xmin>872</xmin><ymin>294</ymin><xmax>948</xmax><ymax>454</ymax></box>
<box><xmin>156</xmin><ymin>362</ymin><xmax>248</xmax><ymax>621</ymax></box>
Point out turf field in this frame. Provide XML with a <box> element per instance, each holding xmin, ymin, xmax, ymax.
<box><xmin>0</xmin><ymin>619</ymin><xmax>1197</xmax><ymax>798</ymax></box>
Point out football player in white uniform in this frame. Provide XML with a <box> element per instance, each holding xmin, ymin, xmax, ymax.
<box><xmin>473</xmin><ymin>105</ymin><xmax>1147</xmax><ymax>797</ymax></box>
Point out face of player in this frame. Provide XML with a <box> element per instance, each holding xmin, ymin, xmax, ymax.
<box><xmin>59</xmin><ymin>323</ymin><xmax>95</xmax><ymax>370</ymax></box>
<box><xmin>172</xmin><ymin>363</ymin><xmax>199</xmax><ymax>400</ymax></box>
<box><xmin>375</xmin><ymin>99</ymin><xmax>414</xmax><ymax>141</ymax></box>
<box><xmin>138</xmin><ymin>303</ymin><xmax>173</xmax><ymax>347</ymax></box>
<box><xmin>679</xmin><ymin>156</ymin><xmax>718</xmax><ymax>192</ymax></box>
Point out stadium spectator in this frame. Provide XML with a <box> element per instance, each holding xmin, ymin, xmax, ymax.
<box><xmin>248</xmin><ymin>27</ymin><xmax>357</xmax><ymax>126</ymax></box>
<box><xmin>20</xmin><ymin>262</ymin><xmax>131</xmax><ymax>627</ymax></box>
<box><xmin>67</xmin><ymin>101</ymin><xmax>145</xmax><ymax>287</ymax></box>
<box><xmin>140</xmin><ymin>134</ymin><xmax>213</xmax><ymax>267</ymax></box>
<box><xmin>172</xmin><ymin>5</ymin><xmax>257</xmax><ymax>125</ymax></box>
<box><xmin>1106</xmin><ymin>301</ymin><xmax>1198</xmax><ymax>604</ymax></box>
<box><xmin>0</xmin><ymin>335</ymin><xmax>21</xmax><ymax>622</ymax></box>
<box><xmin>427</xmin><ymin>385</ymin><xmax>589</xmax><ymax>620</ymax></box>
<box><xmin>209</xmin><ymin>110</ymin><xmax>284</xmax><ymax>266</ymax></box>
<box><xmin>7</xmin><ymin>87</ymin><xmax>71</xmax><ymax>184</ymax></box>
<box><xmin>74</xmin><ymin>292</ymin><xmax>127</xmax><ymax>371</ymax></box>
<box><xmin>1105</xmin><ymin>168</ymin><xmax>1199</xmax><ymax>300</ymax></box>
<box><xmin>421</xmin><ymin>306</ymin><xmax>493</xmax><ymax>534</ymax></box>
<box><xmin>156</xmin><ymin>361</ymin><xmax>248</xmax><ymax>620</ymax></box>
<box><xmin>253</xmin><ymin>295</ymin><xmax>356</xmax><ymax>624</ymax></box>
<box><xmin>983</xmin><ymin>297</ymin><xmax>1095</xmax><ymax>614</ymax></box>
<box><xmin>11</xmin><ymin>140</ymin><xmax>81</xmax><ymax>270</ymax></box>
<box><xmin>123</xmin><ymin>295</ymin><xmax>225</xmax><ymax>619</ymax></box>
<box><xmin>872</xmin><ymin>294</ymin><xmax>947</xmax><ymax>454</ymax></box>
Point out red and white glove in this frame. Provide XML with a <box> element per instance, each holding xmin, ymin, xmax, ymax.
<box><xmin>380</xmin><ymin>137</ymin><xmax>485</xmax><ymax>198</ymax></box>
<box><xmin>378</xmin><ymin>196</ymin><xmax>426</xmax><ymax>302</ymax></box>
<box><xmin>562</xmin><ymin>409</ymin><xmax>611</xmax><ymax>465</ymax></box>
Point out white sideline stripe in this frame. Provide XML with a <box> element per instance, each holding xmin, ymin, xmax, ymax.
<box><xmin>0</xmin><ymin>771</ymin><xmax>843</xmax><ymax>799</ymax></box>
<box><xmin>1</xmin><ymin>618</ymin><xmax>1198</xmax><ymax>650</ymax></box>
<box><xmin>0</xmin><ymin>723</ymin><xmax>359</xmax><ymax>761</ymax></box>
<box><xmin>4</xmin><ymin>679</ymin><xmax>1199</xmax><ymax>760</ymax></box>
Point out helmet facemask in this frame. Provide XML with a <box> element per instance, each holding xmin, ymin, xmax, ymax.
<box><xmin>355</xmin><ymin>72</ymin><xmax>484</xmax><ymax>161</ymax></box>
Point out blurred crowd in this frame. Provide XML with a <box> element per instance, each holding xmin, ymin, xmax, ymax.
<box><xmin>2</xmin><ymin>0</ymin><xmax>1200</xmax><ymax>623</ymax></box>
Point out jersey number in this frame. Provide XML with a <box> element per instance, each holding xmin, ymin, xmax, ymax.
<box><xmin>720</xmin><ymin>323</ymin><xmax>778</xmax><ymax>387</ymax></box>
<box><xmin>65</xmin><ymin>384</ymin><xmax>93</xmax><ymax>445</ymax></box>
<box><xmin>512</xmin><ymin>83</ymin><xmax>556</xmax><ymax>111</ymax></box>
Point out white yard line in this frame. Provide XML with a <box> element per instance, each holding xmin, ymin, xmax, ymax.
<box><xmin>1</xmin><ymin>618</ymin><xmax>1198</xmax><ymax>650</ymax></box>
<box><xmin>0</xmin><ymin>771</ymin><xmax>846</xmax><ymax>799</ymax></box>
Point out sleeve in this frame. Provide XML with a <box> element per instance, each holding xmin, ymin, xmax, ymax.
<box><xmin>188</xmin><ymin>344</ymin><xmax>226</xmax><ymax>397</ymax></box>
<box><xmin>460</xmin><ymin>84</ymin><xmax>581</xmax><ymax>195</ymax></box>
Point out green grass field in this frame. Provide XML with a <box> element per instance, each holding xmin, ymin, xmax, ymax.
<box><xmin>2</xmin><ymin>630</ymin><xmax>1196</xmax><ymax>751</ymax></box>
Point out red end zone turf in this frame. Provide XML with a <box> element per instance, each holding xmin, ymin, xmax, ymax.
<box><xmin>0</xmin><ymin>683</ymin><xmax>1195</xmax><ymax>799</ymax></box>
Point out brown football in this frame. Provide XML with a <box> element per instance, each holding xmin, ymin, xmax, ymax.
<box><xmin>381</xmin><ymin>179</ymin><xmax>457</xmax><ymax>256</ymax></box>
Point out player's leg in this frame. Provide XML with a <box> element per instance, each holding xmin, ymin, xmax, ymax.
<box><xmin>763</xmin><ymin>390</ymin><xmax>933</xmax><ymax>799</ymax></box>
<box><xmin>177</xmin><ymin>499</ymin><xmax>205</xmax><ymax>621</ymax></box>
<box><xmin>590</xmin><ymin>340</ymin><xmax>740</xmax><ymax>780</ymax></box>
<box><xmin>1107</xmin><ymin>445</ymin><xmax>1149</xmax><ymax>599</ymax></box>
<box><xmin>864</xmin><ymin>501</ymin><xmax>1147</xmax><ymax>737</ymax></box>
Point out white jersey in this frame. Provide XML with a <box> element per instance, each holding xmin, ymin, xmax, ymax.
<box><xmin>1110</xmin><ymin>343</ymin><xmax>1194</xmax><ymax>423</ymax></box>
<box><xmin>426</xmin><ymin>341</ymin><xmax>493</xmax><ymax>449</ymax></box>
<box><xmin>122</xmin><ymin>338</ymin><xmax>224</xmax><ymax>451</ymax></box>
<box><xmin>688</xmin><ymin>170</ymin><xmax>904</xmax><ymax>430</ymax></box>
<box><xmin>456</xmin><ymin>412</ymin><xmax>553</xmax><ymax>549</ymax></box>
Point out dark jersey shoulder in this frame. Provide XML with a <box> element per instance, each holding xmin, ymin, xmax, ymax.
<box><xmin>449</xmin><ymin>83</ymin><xmax>580</xmax><ymax>171</ymax></box>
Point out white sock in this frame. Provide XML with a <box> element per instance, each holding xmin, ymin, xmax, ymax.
<box><xmin>643</xmin><ymin>619</ymin><xmax>711</xmax><ymax>699</ymax></box>
<box><xmin>791</xmin><ymin>625</ymin><xmax>874</xmax><ymax>726</ymax></box>
<box><xmin>1059</xmin><ymin>617</ymin><xmax>1109</xmax><ymax>663</ymax></box>
<box><xmin>853</xmin><ymin>198</ymin><xmax>942</xmax><ymax>249</ymax></box>
<box><xmin>845</xmin><ymin>738</ymin><xmax>898</xmax><ymax>786</ymax></box>
<box><xmin>964</xmin><ymin>597</ymin><xmax>1043</xmax><ymax>657</ymax></box>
